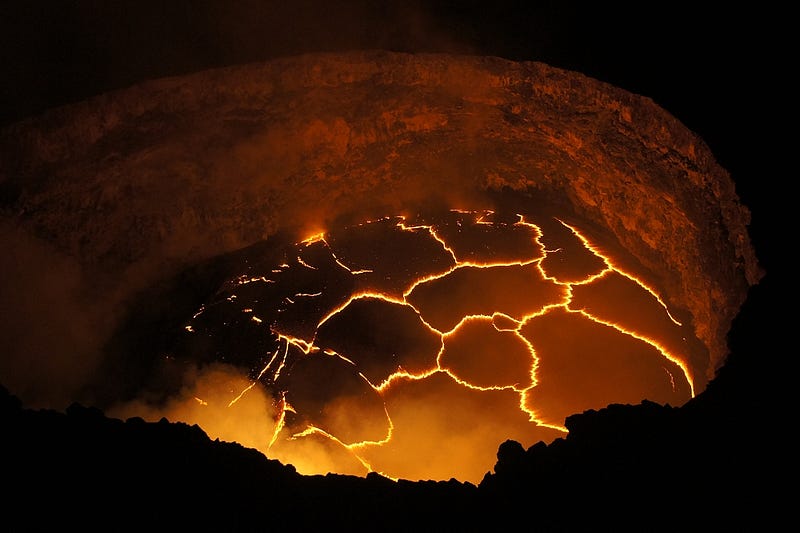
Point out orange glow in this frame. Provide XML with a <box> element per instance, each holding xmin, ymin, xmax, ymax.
<box><xmin>128</xmin><ymin>208</ymin><xmax>703</xmax><ymax>483</ymax></box>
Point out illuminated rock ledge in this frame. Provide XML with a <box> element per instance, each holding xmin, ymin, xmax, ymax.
<box><xmin>0</xmin><ymin>50</ymin><xmax>760</xmax><ymax>400</ymax></box>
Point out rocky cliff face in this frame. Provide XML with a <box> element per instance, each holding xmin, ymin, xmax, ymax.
<box><xmin>0</xmin><ymin>51</ymin><xmax>761</xmax><ymax>394</ymax></box>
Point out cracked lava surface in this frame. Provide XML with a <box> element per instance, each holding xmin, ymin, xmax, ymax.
<box><xmin>151</xmin><ymin>208</ymin><xmax>704</xmax><ymax>483</ymax></box>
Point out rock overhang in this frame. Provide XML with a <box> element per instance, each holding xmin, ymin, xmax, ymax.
<box><xmin>0</xmin><ymin>50</ymin><xmax>762</xmax><ymax>386</ymax></box>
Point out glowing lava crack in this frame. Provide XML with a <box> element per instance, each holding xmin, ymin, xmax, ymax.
<box><xmin>165</xmin><ymin>209</ymin><xmax>701</xmax><ymax>483</ymax></box>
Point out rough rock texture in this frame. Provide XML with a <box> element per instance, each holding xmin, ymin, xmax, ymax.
<box><xmin>0</xmin><ymin>50</ymin><xmax>761</xmax><ymax>380</ymax></box>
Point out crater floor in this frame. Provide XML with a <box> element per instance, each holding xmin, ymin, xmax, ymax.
<box><xmin>127</xmin><ymin>208</ymin><xmax>706</xmax><ymax>483</ymax></box>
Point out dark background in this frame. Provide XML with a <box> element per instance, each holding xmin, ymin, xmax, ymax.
<box><xmin>0</xmin><ymin>1</ymin><xmax>782</xmax><ymax>272</ymax></box>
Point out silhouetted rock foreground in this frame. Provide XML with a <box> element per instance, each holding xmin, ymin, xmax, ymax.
<box><xmin>1</xmin><ymin>275</ymin><xmax>781</xmax><ymax>531</ymax></box>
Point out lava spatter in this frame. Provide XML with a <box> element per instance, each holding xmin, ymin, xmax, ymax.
<box><xmin>171</xmin><ymin>208</ymin><xmax>705</xmax><ymax>482</ymax></box>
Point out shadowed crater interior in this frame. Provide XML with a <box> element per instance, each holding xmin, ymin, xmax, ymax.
<box><xmin>0</xmin><ymin>51</ymin><xmax>761</xmax><ymax>484</ymax></box>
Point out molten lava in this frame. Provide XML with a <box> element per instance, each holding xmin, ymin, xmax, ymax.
<box><xmin>111</xmin><ymin>208</ymin><xmax>704</xmax><ymax>483</ymax></box>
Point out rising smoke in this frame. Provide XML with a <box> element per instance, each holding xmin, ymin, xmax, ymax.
<box><xmin>0</xmin><ymin>220</ymin><xmax>113</xmax><ymax>409</ymax></box>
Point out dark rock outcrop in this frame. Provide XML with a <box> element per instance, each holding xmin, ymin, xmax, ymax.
<box><xmin>1</xmin><ymin>381</ymin><xmax>484</xmax><ymax>530</ymax></box>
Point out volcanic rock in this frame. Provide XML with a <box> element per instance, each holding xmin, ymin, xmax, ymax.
<box><xmin>0</xmin><ymin>50</ymin><xmax>761</xmax><ymax>403</ymax></box>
